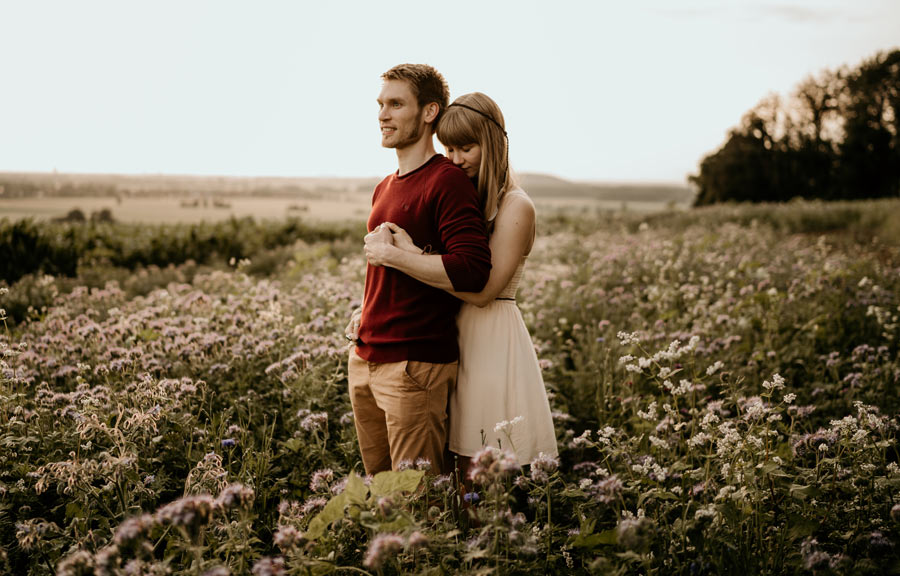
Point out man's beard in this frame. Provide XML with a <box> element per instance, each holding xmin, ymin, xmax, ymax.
<box><xmin>387</xmin><ymin>110</ymin><xmax>425</xmax><ymax>149</ymax></box>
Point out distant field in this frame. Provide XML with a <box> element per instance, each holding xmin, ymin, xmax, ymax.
<box><xmin>0</xmin><ymin>171</ymin><xmax>693</xmax><ymax>223</ymax></box>
<box><xmin>0</xmin><ymin>195</ymin><xmax>372</xmax><ymax>223</ymax></box>
<box><xmin>0</xmin><ymin>195</ymin><xmax>686</xmax><ymax>223</ymax></box>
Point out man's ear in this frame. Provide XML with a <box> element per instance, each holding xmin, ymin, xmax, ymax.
<box><xmin>423</xmin><ymin>102</ymin><xmax>440</xmax><ymax>125</ymax></box>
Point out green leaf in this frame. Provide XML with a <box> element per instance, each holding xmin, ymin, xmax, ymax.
<box><xmin>65</xmin><ymin>502</ymin><xmax>86</xmax><ymax>521</ymax></box>
<box><xmin>369</xmin><ymin>469</ymin><xmax>424</xmax><ymax>498</ymax></box>
<box><xmin>344</xmin><ymin>472</ymin><xmax>369</xmax><ymax>505</ymax></box>
<box><xmin>373</xmin><ymin>517</ymin><xmax>413</xmax><ymax>533</ymax></box>
<box><xmin>615</xmin><ymin>550</ymin><xmax>644</xmax><ymax>564</ymax></box>
<box><xmin>282</xmin><ymin>438</ymin><xmax>305</xmax><ymax>453</ymax></box>
<box><xmin>637</xmin><ymin>487</ymin><xmax>679</xmax><ymax>506</ymax></box>
<box><xmin>786</xmin><ymin>514</ymin><xmax>819</xmax><ymax>540</ymax></box>
<box><xmin>463</xmin><ymin>547</ymin><xmax>490</xmax><ymax>561</ymax></box>
<box><xmin>573</xmin><ymin>528</ymin><xmax>617</xmax><ymax>549</ymax></box>
<box><xmin>305</xmin><ymin>491</ymin><xmax>348</xmax><ymax>540</ymax></box>
<box><xmin>138</xmin><ymin>329</ymin><xmax>160</xmax><ymax>341</ymax></box>
<box><xmin>759</xmin><ymin>460</ymin><xmax>790</xmax><ymax>477</ymax></box>
<box><xmin>789</xmin><ymin>483</ymin><xmax>814</xmax><ymax>501</ymax></box>
<box><xmin>654</xmin><ymin>491</ymin><xmax>681</xmax><ymax>501</ymax></box>
<box><xmin>578</xmin><ymin>516</ymin><xmax>597</xmax><ymax>537</ymax></box>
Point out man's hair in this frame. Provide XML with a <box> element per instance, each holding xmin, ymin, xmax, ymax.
<box><xmin>382</xmin><ymin>64</ymin><xmax>450</xmax><ymax>130</ymax></box>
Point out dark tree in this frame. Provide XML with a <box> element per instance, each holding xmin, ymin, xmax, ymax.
<box><xmin>691</xmin><ymin>49</ymin><xmax>899</xmax><ymax>205</ymax></box>
<box><xmin>838</xmin><ymin>50</ymin><xmax>900</xmax><ymax>199</ymax></box>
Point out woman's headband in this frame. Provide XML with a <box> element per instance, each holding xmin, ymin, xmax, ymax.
<box><xmin>448</xmin><ymin>102</ymin><xmax>508</xmax><ymax>136</ymax></box>
<box><xmin>447</xmin><ymin>101</ymin><xmax>510</xmax><ymax>208</ymax></box>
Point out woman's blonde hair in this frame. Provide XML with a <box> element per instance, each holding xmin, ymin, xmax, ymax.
<box><xmin>436</xmin><ymin>92</ymin><xmax>515</xmax><ymax>229</ymax></box>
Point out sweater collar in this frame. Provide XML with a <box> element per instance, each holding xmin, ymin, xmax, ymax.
<box><xmin>396</xmin><ymin>154</ymin><xmax>442</xmax><ymax>180</ymax></box>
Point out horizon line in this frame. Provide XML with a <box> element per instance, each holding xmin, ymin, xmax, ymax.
<box><xmin>0</xmin><ymin>168</ymin><xmax>691</xmax><ymax>188</ymax></box>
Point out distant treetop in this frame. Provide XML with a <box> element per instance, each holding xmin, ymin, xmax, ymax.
<box><xmin>691</xmin><ymin>49</ymin><xmax>900</xmax><ymax>205</ymax></box>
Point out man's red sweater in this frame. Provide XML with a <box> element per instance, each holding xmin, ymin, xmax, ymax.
<box><xmin>356</xmin><ymin>155</ymin><xmax>492</xmax><ymax>364</ymax></box>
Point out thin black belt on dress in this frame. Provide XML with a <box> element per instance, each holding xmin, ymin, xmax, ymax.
<box><xmin>495</xmin><ymin>297</ymin><xmax>515</xmax><ymax>301</ymax></box>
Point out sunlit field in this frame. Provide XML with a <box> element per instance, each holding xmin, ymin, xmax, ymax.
<box><xmin>0</xmin><ymin>196</ymin><xmax>372</xmax><ymax>224</ymax></box>
<box><xmin>1</xmin><ymin>199</ymin><xmax>899</xmax><ymax>574</ymax></box>
<box><xmin>0</xmin><ymin>172</ymin><xmax>694</xmax><ymax>224</ymax></box>
<box><xmin>0</xmin><ymin>195</ymin><xmax>679</xmax><ymax>224</ymax></box>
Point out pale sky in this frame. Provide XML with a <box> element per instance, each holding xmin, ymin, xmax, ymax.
<box><xmin>1</xmin><ymin>0</ymin><xmax>897</xmax><ymax>184</ymax></box>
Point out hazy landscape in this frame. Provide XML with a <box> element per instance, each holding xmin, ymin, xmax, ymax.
<box><xmin>0</xmin><ymin>171</ymin><xmax>695</xmax><ymax>223</ymax></box>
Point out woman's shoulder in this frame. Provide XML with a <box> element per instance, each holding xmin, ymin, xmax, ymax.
<box><xmin>496</xmin><ymin>187</ymin><xmax>536</xmax><ymax>228</ymax></box>
<box><xmin>500</xmin><ymin>187</ymin><xmax>535</xmax><ymax>212</ymax></box>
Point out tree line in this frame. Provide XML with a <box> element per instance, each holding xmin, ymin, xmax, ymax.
<box><xmin>691</xmin><ymin>49</ymin><xmax>899</xmax><ymax>205</ymax></box>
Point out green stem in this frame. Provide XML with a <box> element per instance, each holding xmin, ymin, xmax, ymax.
<box><xmin>545</xmin><ymin>483</ymin><xmax>552</xmax><ymax>566</ymax></box>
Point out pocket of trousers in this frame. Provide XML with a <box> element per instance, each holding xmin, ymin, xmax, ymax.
<box><xmin>402</xmin><ymin>360</ymin><xmax>439</xmax><ymax>391</ymax></box>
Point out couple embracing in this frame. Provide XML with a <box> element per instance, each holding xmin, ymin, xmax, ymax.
<box><xmin>345</xmin><ymin>63</ymin><xmax>557</xmax><ymax>480</ymax></box>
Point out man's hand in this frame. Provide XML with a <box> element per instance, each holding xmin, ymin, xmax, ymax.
<box><xmin>344</xmin><ymin>307</ymin><xmax>362</xmax><ymax>343</ymax></box>
<box><xmin>365</xmin><ymin>224</ymin><xmax>396</xmax><ymax>267</ymax></box>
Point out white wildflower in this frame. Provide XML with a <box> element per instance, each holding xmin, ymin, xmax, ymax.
<box><xmin>637</xmin><ymin>402</ymin><xmax>658</xmax><ymax>421</ymax></box>
<box><xmin>763</xmin><ymin>373</ymin><xmax>786</xmax><ymax>391</ymax></box>
<box><xmin>688</xmin><ymin>432</ymin><xmax>712</xmax><ymax>448</ymax></box>
<box><xmin>700</xmin><ymin>412</ymin><xmax>720</xmax><ymax>430</ymax></box>
<box><xmin>648</xmin><ymin>435</ymin><xmax>669</xmax><ymax>450</ymax></box>
<box><xmin>617</xmin><ymin>331</ymin><xmax>640</xmax><ymax>346</ymax></box>
<box><xmin>695</xmin><ymin>505</ymin><xmax>717</xmax><ymax>520</ymax></box>
<box><xmin>706</xmin><ymin>361</ymin><xmax>724</xmax><ymax>376</ymax></box>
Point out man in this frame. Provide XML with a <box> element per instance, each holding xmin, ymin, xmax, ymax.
<box><xmin>345</xmin><ymin>64</ymin><xmax>491</xmax><ymax>475</ymax></box>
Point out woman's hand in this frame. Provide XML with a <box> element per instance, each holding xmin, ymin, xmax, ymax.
<box><xmin>383</xmin><ymin>222</ymin><xmax>422</xmax><ymax>254</ymax></box>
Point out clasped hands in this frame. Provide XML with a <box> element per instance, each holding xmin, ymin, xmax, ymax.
<box><xmin>364</xmin><ymin>222</ymin><xmax>419</xmax><ymax>267</ymax></box>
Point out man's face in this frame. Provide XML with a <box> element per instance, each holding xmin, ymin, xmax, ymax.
<box><xmin>377</xmin><ymin>79</ymin><xmax>426</xmax><ymax>150</ymax></box>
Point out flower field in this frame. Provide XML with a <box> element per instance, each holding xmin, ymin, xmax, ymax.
<box><xmin>2</xmin><ymin>199</ymin><xmax>899</xmax><ymax>575</ymax></box>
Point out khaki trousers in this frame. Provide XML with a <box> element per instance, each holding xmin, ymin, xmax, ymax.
<box><xmin>348</xmin><ymin>348</ymin><xmax>457</xmax><ymax>475</ymax></box>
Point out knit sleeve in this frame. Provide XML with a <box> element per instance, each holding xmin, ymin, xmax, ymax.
<box><xmin>432</xmin><ymin>166</ymin><xmax>492</xmax><ymax>292</ymax></box>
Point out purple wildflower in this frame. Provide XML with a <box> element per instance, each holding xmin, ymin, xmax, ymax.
<box><xmin>155</xmin><ymin>494</ymin><xmax>216</xmax><ymax>533</ymax></box>
<box><xmin>216</xmin><ymin>483</ymin><xmax>255</xmax><ymax>511</ymax></box>
<box><xmin>251</xmin><ymin>556</ymin><xmax>285</xmax><ymax>576</ymax></box>
<box><xmin>309</xmin><ymin>468</ymin><xmax>334</xmax><ymax>492</ymax></box>
<box><xmin>273</xmin><ymin>525</ymin><xmax>305</xmax><ymax>551</ymax></box>
<box><xmin>300</xmin><ymin>411</ymin><xmax>328</xmax><ymax>432</ymax></box>
<box><xmin>408</xmin><ymin>531</ymin><xmax>428</xmax><ymax>551</ymax></box>
<box><xmin>468</xmin><ymin>447</ymin><xmax>521</xmax><ymax>485</ymax></box>
<box><xmin>363</xmin><ymin>533</ymin><xmax>405</xmax><ymax>570</ymax></box>
<box><xmin>112</xmin><ymin>513</ymin><xmax>155</xmax><ymax>550</ymax></box>
<box><xmin>529</xmin><ymin>452</ymin><xmax>559</xmax><ymax>483</ymax></box>
<box><xmin>56</xmin><ymin>550</ymin><xmax>94</xmax><ymax>576</ymax></box>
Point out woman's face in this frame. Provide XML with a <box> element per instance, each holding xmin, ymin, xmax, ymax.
<box><xmin>445</xmin><ymin>143</ymin><xmax>482</xmax><ymax>179</ymax></box>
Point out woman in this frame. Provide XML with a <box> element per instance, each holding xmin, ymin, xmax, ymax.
<box><xmin>362</xmin><ymin>92</ymin><xmax>558</xmax><ymax>473</ymax></box>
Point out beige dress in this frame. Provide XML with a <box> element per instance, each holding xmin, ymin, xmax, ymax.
<box><xmin>448</xmin><ymin>207</ymin><xmax>558</xmax><ymax>464</ymax></box>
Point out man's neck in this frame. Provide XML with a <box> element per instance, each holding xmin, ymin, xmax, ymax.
<box><xmin>396</xmin><ymin>134</ymin><xmax>438</xmax><ymax>176</ymax></box>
